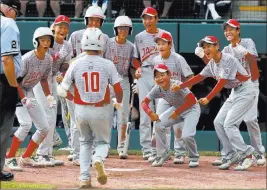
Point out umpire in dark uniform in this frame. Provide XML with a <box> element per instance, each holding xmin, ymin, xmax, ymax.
<box><xmin>0</xmin><ymin>0</ymin><xmax>22</xmax><ymax>181</ymax></box>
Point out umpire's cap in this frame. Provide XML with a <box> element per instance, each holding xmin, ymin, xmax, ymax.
<box><xmin>1</xmin><ymin>0</ymin><xmax>22</xmax><ymax>16</ymax></box>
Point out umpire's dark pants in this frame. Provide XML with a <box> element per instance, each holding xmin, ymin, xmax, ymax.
<box><xmin>0</xmin><ymin>74</ymin><xmax>18</xmax><ymax>171</ymax></box>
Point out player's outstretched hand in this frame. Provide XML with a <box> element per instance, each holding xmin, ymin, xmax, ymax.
<box><xmin>47</xmin><ymin>95</ymin><xmax>57</xmax><ymax>108</ymax></box>
<box><xmin>149</xmin><ymin>112</ymin><xmax>160</xmax><ymax>122</ymax></box>
<box><xmin>195</xmin><ymin>44</ymin><xmax>204</xmax><ymax>58</ymax></box>
<box><xmin>22</xmin><ymin>97</ymin><xmax>36</xmax><ymax>109</ymax></box>
<box><xmin>198</xmin><ymin>98</ymin><xmax>209</xmax><ymax>105</ymax></box>
<box><xmin>131</xmin><ymin>79</ymin><xmax>138</xmax><ymax>94</ymax></box>
<box><xmin>168</xmin><ymin>111</ymin><xmax>179</xmax><ymax>120</ymax></box>
<box><xmin>135</xmin><ymin>68</ymin><xmax>142</xmax><ymax>79</ymax></box>
<box><xmin>171</xmin><ymin>84</ymin><xmax>181</xmax><ymax>92</ymax></box>
<box><xmin>112</xmin><ymin>98</ymin><xmax>123</xmax><ymax>110</ymax></box>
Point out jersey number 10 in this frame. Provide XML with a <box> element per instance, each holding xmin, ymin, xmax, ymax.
<box><xmin>82</xmin><ymin>72</ymin><xmax>100</xmax><ymax>92</ymax></box>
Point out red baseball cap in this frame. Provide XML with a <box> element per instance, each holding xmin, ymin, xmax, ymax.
<box><xmin>222</xmin><ymin>19</ymin><xmax>240</xmax><ymax>30</ymax></box>
<box><xmin>54</xmin><ymin>15</ymin><xmax>71</xmax><ymax>25</ymax></box>
<box><xmin>154</xmin><ymin>64</ymin><xmax>169</xmax><ymax>76</ymax></box>
<box><xmin>199</xmin><ymin>36</ymin><xmax>219</xmax><ymax>47</ymax></box>
<box><xmin>141</xmin><ymin>7</ymin><xmax>158</xmax><ymax>17</ymax></box>
<box><xmin>154</xmin><ymin>32</ymin><xmax>172</xmax><ymax>43</ymax></box>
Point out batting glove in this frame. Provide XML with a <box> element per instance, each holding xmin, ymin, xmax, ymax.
<box><xmin>233</xmin><ymin>43</ymin><xmax>248</xmax><ymax>58</ymax></box>
<box><xmin>47</xmin><ymin>95</ymin><xmax>57</xmax><ymax>108</ymax></box>
<box><xmin>112</xmin><ymin>98</ymin><xmax>123</xmax><ymax>111</ymax></box>
<box><xmin>21</xmin><ymin>97</ymin><xmax>36</xmax><ymax>109</ymax></box>
<box><xmin>131</xmin><ymin>79</ymin><xmax>138</xmax><ymax>94</ymax></box>
<box><xmin>195</xmin><ymin>45</ymin><xmax>205</xmax><ymax>58</ymax></box>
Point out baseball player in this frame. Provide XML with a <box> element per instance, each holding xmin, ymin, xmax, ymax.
<box><xmin>174</xmin><ymin>36</ymin><xmax>256</xmax><ymax>171</ymax></box>
<box><xmin>133</xmin><ymin>7</ymin><xmax>175</xmax><ymax>159</ymax></box>
<box><xmin>5</xmin><ymin>27</ymin><xmax>56</xmax><ymax>170</ymax></box>
<box><xmin>68</xmin><ymin>5</ymin><xmax>109</xmax><ymax>57</ymax></box>
<box><xmin>148</xmin><ymin>32</ymin><xmax>194</xmax><ymax>164</ymax></box>
<box><xmin>57</xmin><ymin>28</ymin><xmax>123</xmax><ymax>188</ymax></box>
<box><xmin>33</xmin><ymin>15</ymin><xmax>72</xmax><ymax>166</ymax></box>
<box><xmin>195</xmin><ymin>19</ymin><xmax>266</xmax><ymax>167</ymax></box>
<box><xmin>103</xmin><ymin>15</ymin><xmax>134</xmax><ymax>159</ymax></box>
<box><xmin>141</xmin><ymin>64</ymin><xmax>200</xmax><ymax>167</ymax></box>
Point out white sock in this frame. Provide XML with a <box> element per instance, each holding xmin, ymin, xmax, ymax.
<box><xmin>161</xmin><ymin>1</ymin><xmax>173</xmax><ymax>17</ymax></box>
<box><xmin>207</xmin><ymin>3</ymin><xmax>221</xmax><ymax>19</ymax></box>
<box><xmin>143</xmin><ymin>0</ymin><xmax>151</xmax><ymax>7</ymax></box>
<box><xmin>102</xmin><ymin>0</ymin><xmax>108</xmax><ymax>14</ymax></box>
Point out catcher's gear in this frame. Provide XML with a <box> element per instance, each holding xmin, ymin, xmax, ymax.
<box><xmin>81</xmin><ymin>28</ymin><xmax>105</xmax><ymax>51</ymax></box>
<box><xmin>84</xmin><ymin>5</ymin><xmax>105</xmax><ymax>26</ymax></box>
<box><xmin>33</xmin><ymin>27</ymin><xmax>54</xmax><ymax>49</ymax></box>
<box><xmin>114</xmin><ymin>16</ymin><xmax>133</xmax><ymax>36</ymax></box>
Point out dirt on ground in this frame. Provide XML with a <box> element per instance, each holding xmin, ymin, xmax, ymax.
<box><xmin>6</xmin><ymin>155</ymin><xmax>267</xmax><ymax>189</ymax></box>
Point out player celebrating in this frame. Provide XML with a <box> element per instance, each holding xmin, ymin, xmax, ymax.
<box><xmin>174</xmin><ymin>36</ymin><xmax>256</xmax><ymax>171</ymax></box>
<box><xmin>141</xmin><ymin>64</ymin><xmax>200</xmax><ymax>167</ymax></box>
<box><xmin>133</xmin><ymin>7</ymin><xmax>175</xmax><ymax>160</ymax></box>
<box><xmin>69</xmin><ymin>5</ymin><xmax>109</xmax><ymax>57</ymax></box>
<box><xmin>104</xmin><ymin>15</ymin><xmax>134</xmax><ymax>159</ymax></box>
<box><xmin>33</xmin><ymin>15</ymin><xmax>72</xmax><ymax>165</ymax></box>
<box><xmin>5</xmin><ymin>27</ymin><xmax>55</xmax><ymax>170</ymax></box>
<box><xmin>148</xmin><ymin>32</ymin><xmax>195</xmax><ymax>165</ymax></box>
<box><xmin>57</xmin><ymin>28</ymin><xmax>123</xmax><ymax>188</ymax></box>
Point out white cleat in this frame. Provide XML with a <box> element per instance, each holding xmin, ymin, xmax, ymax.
<box><xmin>94</xmin><ymin>160</ymin><xmax>107</xmax><ymax>185</ymax></box>
<box><xmin>49</xmin><ymin>157</ymin><xmax>64</xmax><ymax>166</ymax></box>
<box><xmin>57</xmin><ymin>146</ymin><xmax>72</xmax><ymax>154</ymax></box>
<box><xmin>37</xmin><ymin>156</ymin><xmax>55</xmax><ymax>167</ymax></box>
<box><xmin>219</xmin><ymin>154</ymin><xmax>239</xmax><ymax>170</ymax></box>
<box><xmin>19</xmin><ymin>156</ymin><xmax>45</xmax><ymax>167</ymax></box>
<box><xmin>67</xmin><ymin>154</ymin><xmax>74</xmax><ymax>161</ymax></box>
<box><xmin>212</xmin><ymin>157</ymin><xmax>223</xmax><ymax>166</ymax></box>
<box><xmin>5</xmin><ymin>157</ymin><xmax>23</xmax><ymax>171</ymax></box>
<box><xmin>148</xmin><ymin>154</ymin><xmax>157</xmax><ymax>163</ymax></box>
<box><xmin>234</xmin><ymin>155</ymin><xmax>255</xmax><ymax>171</ymax></box>
<box><xmin>173</xmin><ymin>155</ymin><xmax>185</xmax><ymax>164</ymax></box>
<box><xmin>142</xmin><ymin>152</ymin><xmax>151</xmax><ymax>160</ymax></box>
<box><xmin>255</xmin><ymin>154</ymin><xmax>266</xmax><ymax>166</ymax></box>
<box><xmin>119</xmin><ymin>152</ymin><xmax>128</xmax><ymax>159</ymax></box>
<box><xmin>72</xmin><ymin>159</ymin><xmax>80</xmax><ymax>166</ymax></box>
<box><xmin>79</xmin><ymin>179</ymin><xmax>92</xmax><ymax>189</ymax></box>
<box><xmin>189</xmin><ymin>160</ymin><xmax>199</xmax><ymax>168</ymax></box>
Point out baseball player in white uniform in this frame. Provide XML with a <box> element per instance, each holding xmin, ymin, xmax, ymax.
<box><xmin>103</xmin><ymin>16</ymin><xmax>134</xmax><ymax>159</ymax></box>
<box><xmin>57</xmin><ymin>28</ymin><xmax>123</xmax><ymax>188</ymax></box>
<box><xmin>5</xmin><ymin>27</ymin><xmax>55</xmax><ymax>170</ymax></box>
<box><xmin>148</xmin><ymin>32</ymin><xmax>195</xmax><ymax>164</ymax></box>
<box><xmin>33</xmin><ymin>15</ymin><xmax>72</xmax><ymax>165</ymax></box>
<box><xmin>175</xmin><ymin>36</ymin><xmax>256</xmax><ymax>171</ymax></box>
<box><xmin>142</xmin><ymin>64</ymin><xmax>200</xmax><ymax>167</ymax></box>
<box><xmin>133</xmin><ymin>7</ymin><xmax>175</xmax><ymax>159</ymax></box>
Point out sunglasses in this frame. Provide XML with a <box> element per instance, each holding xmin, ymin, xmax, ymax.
<box><xmin>9</xmin><ymin>6</ymin><xmax>20</xmax><ymax>17</ymax></box>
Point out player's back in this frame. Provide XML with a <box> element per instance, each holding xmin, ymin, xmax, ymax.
<box><xmin>71</xmin><ymin>55</ymin><xmax>115</xmax><ymax>103</ymax></box>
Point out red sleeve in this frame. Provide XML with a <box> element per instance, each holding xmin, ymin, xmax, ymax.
<box><xmin>246</xmin><ymin>53</ymin><xmax>260</xmax><ymax>81</ymax></box>
<box><xmin>113</xmin><ymin>82</ymin><xmax>123</xmax><ymax>103</ymax></box>
<box><xmin>206</xmin><ymin>79</ymin><xmax>227</xmax><ymax>101</ymax></box>
<box><xmin>175</xmin><ymin>93</ymin><xmax>197</xmax><ymax>115</ymax></box>
<box><xmin>133</xmin><ymin>58</ymin><xmax>141</xmax><ymax>69</ymax></box>
<box><xmin>141</xmin><ymin>97</ymin><xmax>153</xmax><ymax>115</ymax></box>
<box><xmin>180</xmin><ymin>74</ymin><xmax>206</xmax><ymax>89</ymax></box>
<box><xmin>66</xmin><ymin>91</ymin><xmax>74</xmax><ymax>101</ymax></box>
<box><xmin>17</xmin><ymin>85</ymin><xmax>25</xmax><ymax>99</ymax></box>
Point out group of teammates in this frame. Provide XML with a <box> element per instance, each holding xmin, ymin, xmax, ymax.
<box><xmin>3</xmin><ymin>4</ymin><xmax>266</xmax><ymax>188</ymax></box>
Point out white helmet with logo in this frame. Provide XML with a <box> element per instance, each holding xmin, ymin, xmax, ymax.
<box><xmin>81</xmin><ymin>28</ymin><xmax>104</xmax><ymax>51</ymax></box>
<box><xmin>84</xmin><ymin>5</ymin><xmax>106</xmax><ymax>26</ymax></box>
<box><xmin>33</xmin><ymin>27</ymin><xmax>54</xmax><ymax>49</ymax></box>
<box><xmin>113</xmin><ymin>16</ymin><xmax>133</xmax><ymax>36</ymax></box>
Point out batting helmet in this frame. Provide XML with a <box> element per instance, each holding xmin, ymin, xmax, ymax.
<box><xmin>84</xmin><ymin>5</ymin><xmax>106</xmax><ymax>26</ymax></box>
<box><xmin>33</xmin><ymin>27</ymin><xmax>54</xmax><ymax>49</ymax></box>
<box><xmin>81</xmin><ymin>28</ymin><xmax>104</xmax><ymax>51</ymax></box>
<box><xmin>113</xmin><ymin>16</ymin><xmax>133</xmax><ymax>36</ymax></box>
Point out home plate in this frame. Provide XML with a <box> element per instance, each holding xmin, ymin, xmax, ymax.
<box><xmin>106</xmin><ymin>168</ymin><xmax>144</xmax><ymax>172</ymax></box>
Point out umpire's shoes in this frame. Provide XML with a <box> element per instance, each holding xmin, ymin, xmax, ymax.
<box><xmin>94</xmin><ymin>160</ymin><xmax>107</xmax><ymax>185</ymax></box>
<box><xmin>0</xmin><ymin>171</ymin><xmax>14</xmax><ymax>181</ymax></box>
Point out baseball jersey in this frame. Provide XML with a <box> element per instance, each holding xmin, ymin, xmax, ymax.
<box><xmin>222</xmin><ymin>38</ymin><xmax>258</xmax><ymax>77</ymax></box>
<box><xmin>147</xmin><ymin>80</ymin><xmax>191</xmax><ymax>109</ymax></box>
<box><xmin>200</xmin><ymin>53</ymin><xmax>249</xmax><ymax>89</ymax></box>
<box><xmin>0</xmin><ymin>15</ymin><xmax>22</xmax><ymax>77</ymax></box>
<box><xmin>133</xmin><ymin>29</ymin><xmax>175</xmax><ymax>67</ymax></box>
<box><xmin>104</xmin><ymin>37</ymin><xmax>134</xmax><ymax>77</ymax></box>
<box><xmin>49</xmin><ymin>40</ymin><xmax>73</xmax><ymax>76</ymax></box>
<box><xmin>62</xmin><ymin>55</ymin><xmax>121</xmax><ymax>103</ymax></box>
<box><xmin>19</xmin><ymin>50</ymin><xmax>52</xmax><ymax>90</ymax></box>
<box><xmin>152</xmin><ymin>52</ymin><xmax>193</xmax><ymax>82</ymax></box>
<box><xmin>68</xmin><ymin>29</ymin><xmax>109</xmax><ymax>56</ymax></box>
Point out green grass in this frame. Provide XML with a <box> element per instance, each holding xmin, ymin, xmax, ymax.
<box><xmin>0</xmin><ymin>181</ymin><xmax>56</xmax><ymax>189</ymax></box>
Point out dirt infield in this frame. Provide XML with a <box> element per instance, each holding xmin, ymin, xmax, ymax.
<box><xmin>8</xmin><ymin>155</ymin><xmax>266</xmax><ymax>189</ymax></box>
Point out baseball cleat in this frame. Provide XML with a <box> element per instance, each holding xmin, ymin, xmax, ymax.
<box><xmin>151</xmin><ymin>157</ymin><xmax>165</xmax><ymax>167</ymax></box>
<box><xmin>189</xmin><ymin>160</ymin><xmax>199</xmax><ymax>168</ymax></box>
<box><xmin>79</xmin><ymin>179</ymin><xmax>92</xmax><ymax>189</ymax></box>
<box><xmin>219</xmin><ymin>153</ymin><xmax>239</xmax><ymax>170</ymax></box>
<box><xmin>19</xmin><ymin>156</ymin><xmax>45</xmax><ymax>167</ymax></box>
<box><xmin>173</xmin><ymin>155</ymin><xmax>185</xmax><ymax>164</ymax></box>
<box><xmin>142</xmin><ymin>152</ymin><xmax>151</xmax><ymax>160</ymax></box>
<box><xmin>94</xmin><ymin>160</ymin><xmax>107</xmax><ymax>185</ymax></box>
<box><xmin>5</xmin><ymin>157</ymin><xmax>23</xmax><ymax>171</ymax></box>
<box><xmin>53</xmin><ymin>136</ymin><xmax>63</xmax><ymax>147</ymax></box>
<box><xmin>67</xmin><ymin>154</ymin><xmax>74</xmax><ymax>161</ymax></box>
<box><xmin>73</xmin><ymin>159</ymin><xmax>80</xmax><ymax>166</ymax></box>
<box><xmin>119</xmin><ymin>152</ymin><xmax>128</xmax><ymax>159</ymax></box>
<box><xmin>148</xmin><ymin>154</ymin><xmax>157</xmax><ymax>163</ymax></box>
<box><xmin>49</xmin><ymin>157</ymin><xmax>64</xmax><ymax>166</ymax></box>
<box><xmin>37</xmin><ymin>156</ymin><xmax>55</xmax><ymax>167</ymax></box>
<box><xmin>255</xmin><ymin>154</ymin><xmax>266</xmax><ymax>166</ymax></box>
<box><xmin>212</xmin><ymin>157</ymin><xmax>223</xmax><ymax>166</ymax></box>
<box><xmin>234</xmin><ymin>155</ymin><xmax>255</xmax><ymax>171</ymax></box>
